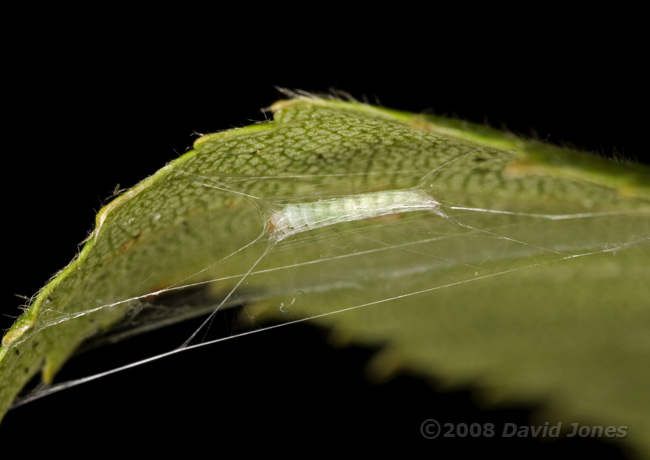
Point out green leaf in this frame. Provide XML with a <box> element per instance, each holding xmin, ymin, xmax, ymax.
<box><xmin>1</xmin><ymin>96</ymin><xmax>649</xmax><ymax>456</ymax></box>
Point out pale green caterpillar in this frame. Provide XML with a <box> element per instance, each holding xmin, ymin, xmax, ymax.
<box><xmin>267</xmin><ymin>189</ymin><xmax>443</xmax><ymax>241</ymax></box>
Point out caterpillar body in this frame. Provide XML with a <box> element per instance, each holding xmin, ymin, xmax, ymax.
<box><xmin>268</xmin><ymin>189</ymin><xmax>442</xmax><ymax>241</ymax></box>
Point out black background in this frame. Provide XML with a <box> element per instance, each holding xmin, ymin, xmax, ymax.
<box><xmin>2</xmin><ymin>11</ymin><xmax>645</xmax><ymax>458</ymax></box>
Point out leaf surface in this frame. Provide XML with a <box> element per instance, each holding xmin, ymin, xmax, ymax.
<box><xmin>1</xmin><ymin>96</ymin><xmax>649</xmax><ymax>456</ymax></box>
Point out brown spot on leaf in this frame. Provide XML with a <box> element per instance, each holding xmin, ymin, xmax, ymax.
<box><xmin>366</xmin><ymin>213</ymin><xmax>404</xmax><ymax>223</ymax></box>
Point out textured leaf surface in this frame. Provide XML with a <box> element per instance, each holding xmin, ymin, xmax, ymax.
<box><xmin>1</xmin><ymin>96</ymin><xmax>649</xmax><ymax>456</ymax></box>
